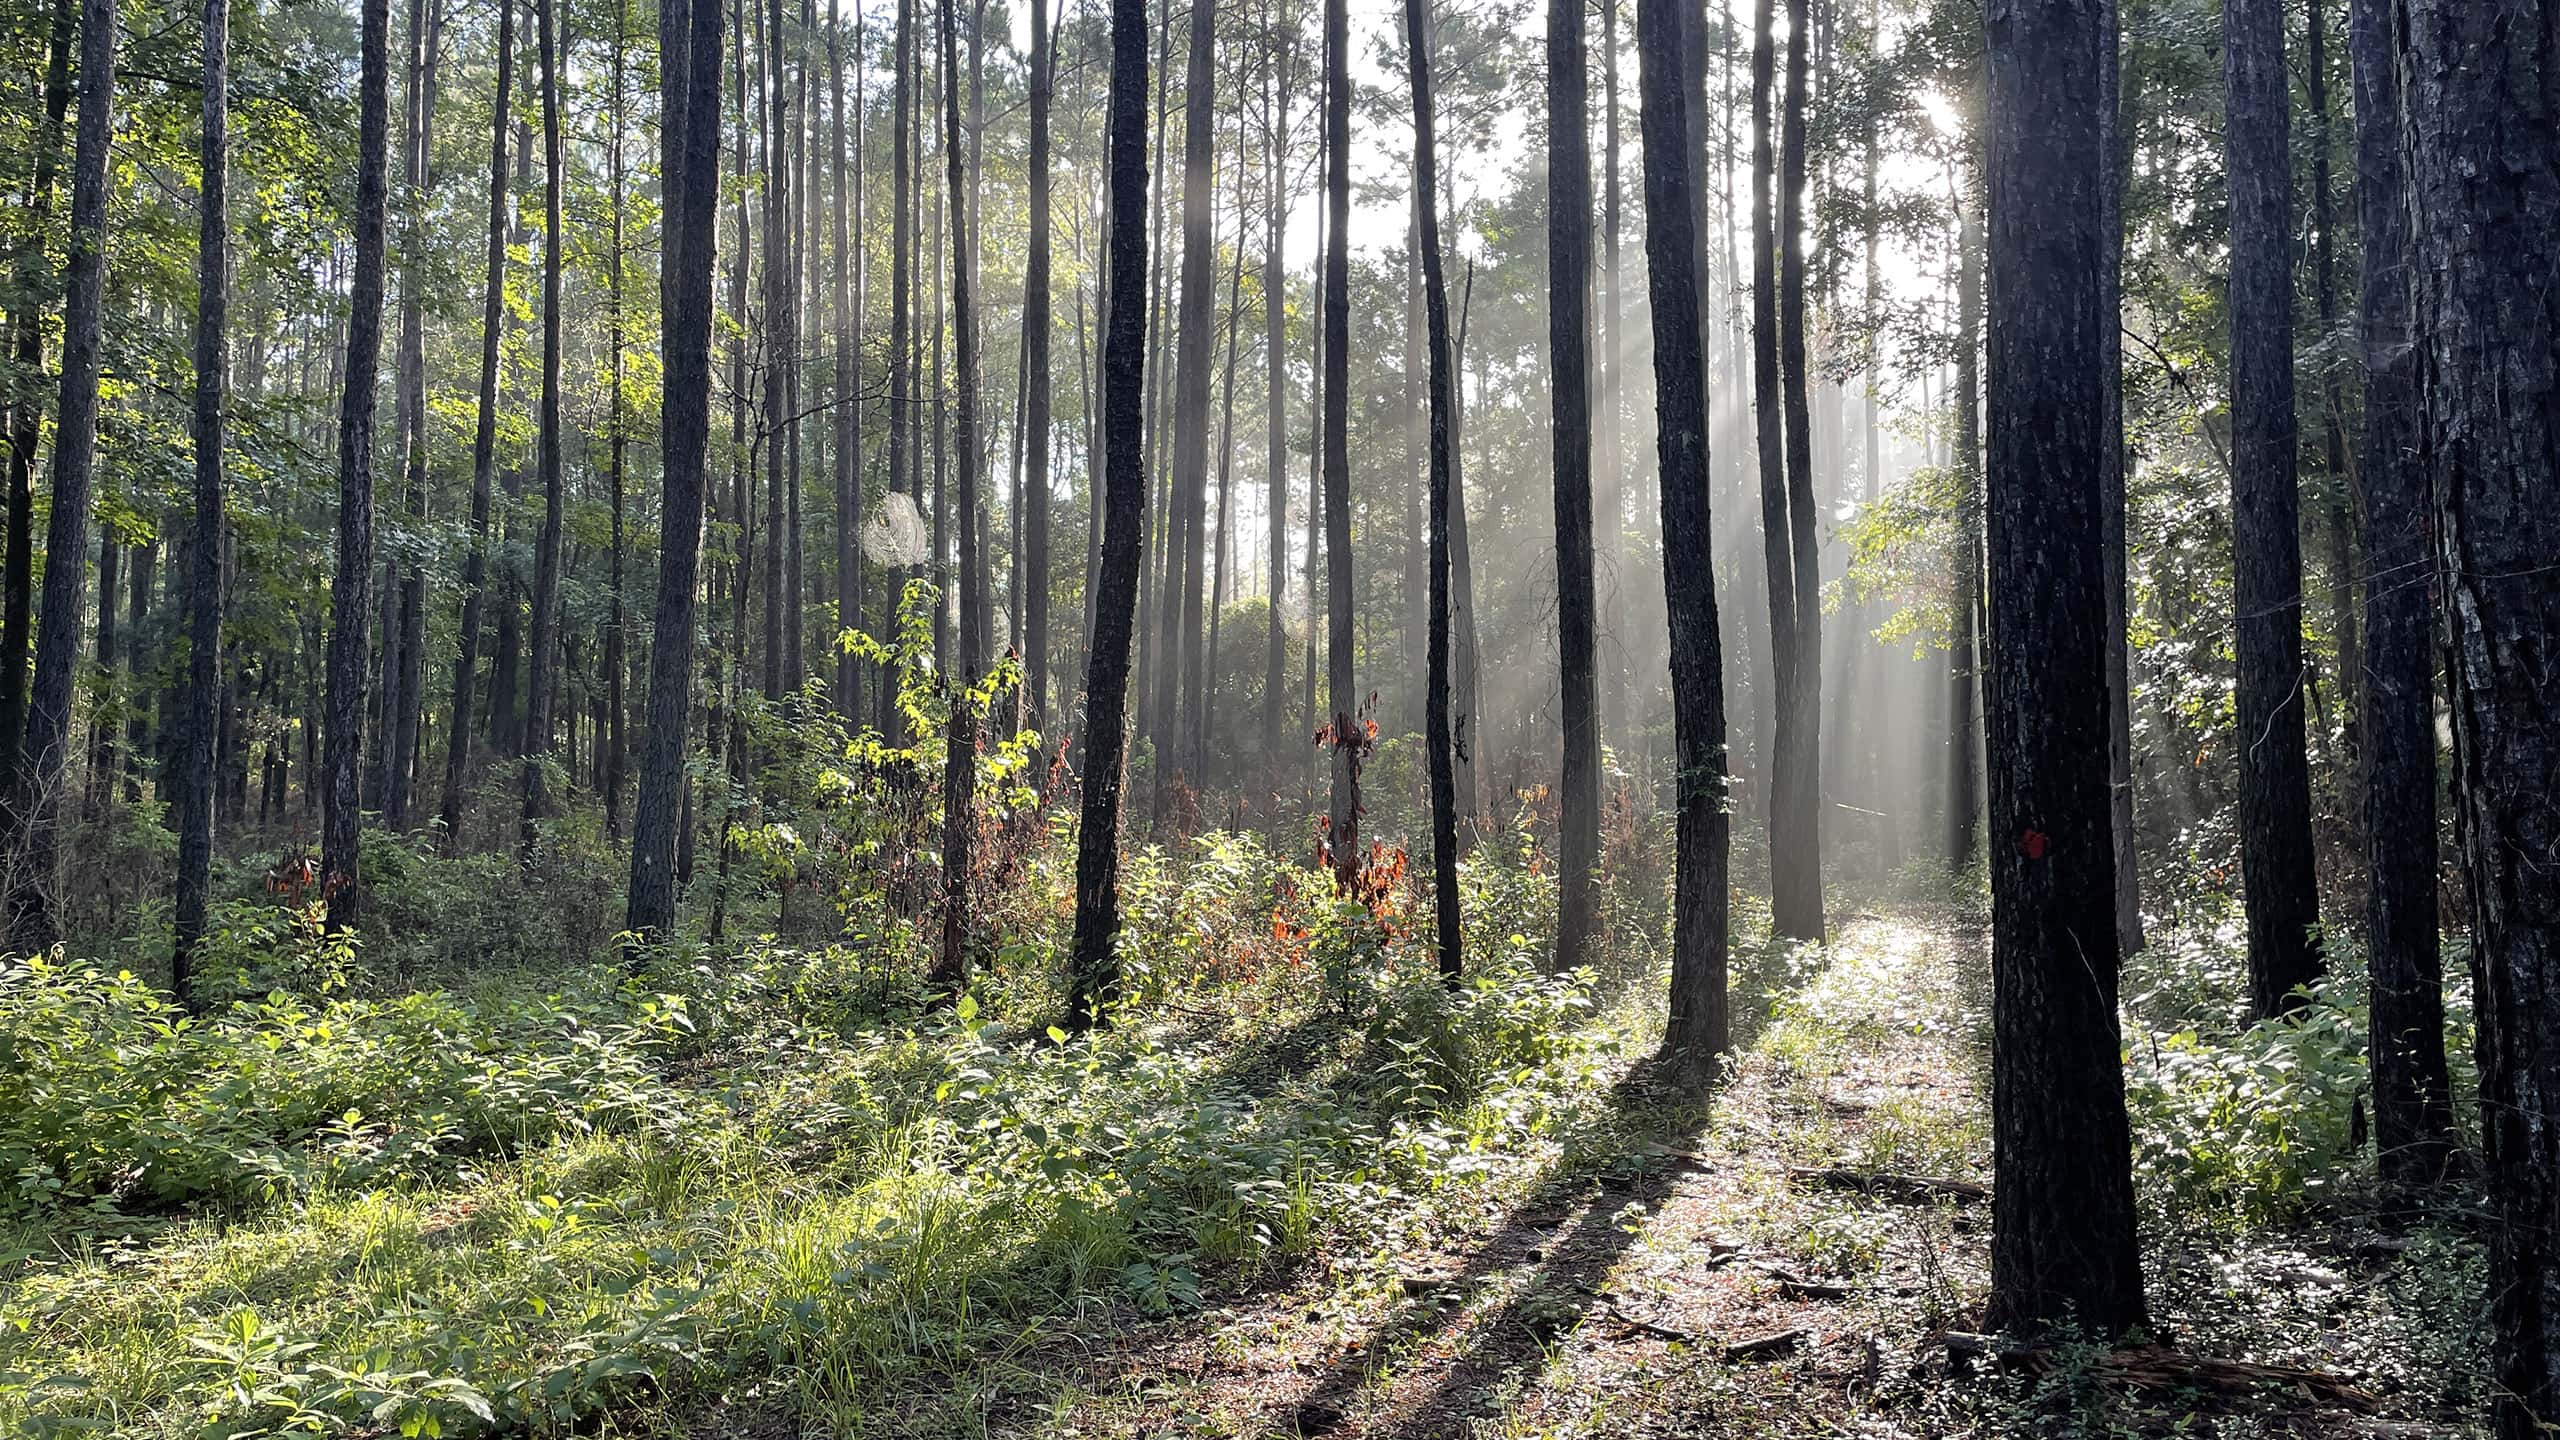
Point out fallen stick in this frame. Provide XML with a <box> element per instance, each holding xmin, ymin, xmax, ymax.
<box><xmin>1943</xmin><ymin>1333</ymin><xmax>2380</xmax><ymax>1412</ymax></box>
<box><xmin>1789</xmin><ymin>1166</ymin><xmax>1989</xmax><ymax>1204</ymax></box>
<box><xmin>1721</xmin><ymin>1328</ymin><xmax>1806</xmax><ymax>1363</ymax></box>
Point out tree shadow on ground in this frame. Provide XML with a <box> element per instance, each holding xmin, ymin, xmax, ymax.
<box><xmin>1278</xmin><ymin>1065</ymin><xmax>1717</xmax><ymax>1439</ymax></box>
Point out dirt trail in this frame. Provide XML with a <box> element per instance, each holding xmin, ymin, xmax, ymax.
<box><xmin>1026</xmin><ymin>911</ymin><xmax>1999</xmax><ymax>1439</ymax></box>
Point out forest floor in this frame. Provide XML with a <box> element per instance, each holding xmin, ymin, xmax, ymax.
<box><xmin>692</xmin><ymin>907</ymin><xmax>2474</xmax><ymax>1440</ymax></box>
<box><xmin>0</xmin><ymin>884</ymin><xmax>2489</xmax><ymax>1438</ymax></box>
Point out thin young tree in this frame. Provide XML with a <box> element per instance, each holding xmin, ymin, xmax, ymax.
<box><xmin>2224</xmin><ymin>0</ymin><xmax>2322</xmax><ymax>1019</ymax></box>
<box><xmin>603</xmin><ymin>0</ymin><xmax>633</xmax><ymax>836</ymax></box>
<box><xmin>1635</xmin><ymin>0</ymin><xmax>1730</xmax><ymax>1088</ymax></box>
<box><xmin>317</xmin><ymin>0</ymin><xmax>394</xmax><ymax>932</ymax></box>
<box><xmin>1547</xmin><ymin>0</ymin><xmax>1598</xmax><ymax>969</ymax></box>
<box><xmin>1978</xmin><ymin>0</ymin><xmax>2145</xmax><ymax>1337</ymax></box>
<box><xmin>1157</xmin><ymin>0</ymin><xmax>1216</xmax><ymax>800</ymax></box>
<box><xmin>1021</xmin><ymin>0</ymin><xmax>1051</xmax><ymax>731</ymax></box>
<box><xmin>2347</xmin><ymin>0</ymin><xmax>2457</xmax><ymax>1189</ymax></box>
<box><xmin>518</xmin><ymin>0</ymin><xmax>569</xmax><ymax>859</ymax></box>
<box><xmin>0</xmin><ymin>0</ymin><xmax>79</xmax><ymax>779</ymax></box>
<box><xmin>172</xmin><ymin>0</ymin><xmax>229</xmax><ymax>1004</ymax></box>
<box><xmin>931</xmin><ymin>0</ymin><xmax>983</xmax><ymax>989</ymax></box>
<box><xmin>440</xmin><ymin>0</ymin><xmax>513</xmax><ymax>850</ymax></box>
<box><xmin>1066</xmin><ymin>0</ymin><xmax>1151</xmax><ymax>1026</ymax></box>
<box><xmin>625</xmin><ymin>0</ymin><xmax>725</xmax><ymax>942</ymax></box>
<box><xmin>2401</xmin><ymin>4</ymin><xmax>2560</xmax><ymax>1424</ymax></box>
<box><xmin>6</xmin><ymin>0</ymin><xmax>118</xmax><ymax>950</ymax></box>
<box><xmin>383</xmin><ymin>0</ymin><xmax>443</xmax><ymax>830</ymax></box>
<box><xmin>1316</xmin><ymin>0</ymin><xmax>1356</xmax><ymax>882</ymax></box>
<box><xmin>1769</xmin><ymin>0</ymin><xmax>1822</xmax><ymax>943</ymax></box>
<box><xmin>1402</xmin><ymin>0</ymin><xmax>1459</xmax><ymax>980</ymax></box>
<box><xmin>1258</xmin><ymin>0</ymin><xmax>1293</xmax><ymax>778</ymax></box>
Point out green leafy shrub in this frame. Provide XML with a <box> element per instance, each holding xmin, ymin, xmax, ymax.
<box><xmin>0</xmin><ymin>954</ymin><xmax>701</xmax><ymax>1217</ymax></box>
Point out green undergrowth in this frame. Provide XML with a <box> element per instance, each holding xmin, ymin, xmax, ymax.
<box><xmin>0</xmin><ymin>832</ymin><xmax>1669</xmax><ymax>1439</ymax></box>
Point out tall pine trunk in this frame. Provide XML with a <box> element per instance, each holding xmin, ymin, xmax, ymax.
<box><xmin>518</xmin><ymin>0</ymin><xmax>568</xmax><ymax>860</ymax></box>
<box><xmin>1404</xmin><ymin>0</ymin><xmax>1460</xmax><ymax>981</ymax></box>
<box><xmin>172</xmin><ymin>0</ymin><xmax>229</xmax><ymax>1004</ymax></box>
<box><xmin>321</xmin><ymin>0</ymin><xmax>394</xmax><ymax>933</ymax></box>
<box><xmin>1769</xmin><ymin>0</ymin><xmax>1822</xmax><ymax>942</ymax></box>
<box><xmin>1067</xmin><ymin>0</ymin><xmax>1151</xmax><ymax>1025</ymax></box>
<box><xmin>2348</xmin><ymin>0</ymin><xmax>2456</xmax><ymax>1190</ymax></box>
<box><xmin>931</xmin><ymin>0</ymin><xmax>983</xmax><ymax>988</ymax></box>
<box><xmin>1164</xmin><ymin>0</ymin><xmax>1216</xmax><ymax>795</ymax></box>
<box><xmin>625</xmin><ymin>0</ymin><xmax>723</xmax><ymax>942</ymax></box>
<box><xmin>441</xmin><ymin>0</ymin><xmax>513</xmax><ymax>850</ymax></box>
<box><xmin>0</xmin><ymin>0</ymin><xmax>78</xmax><ymax>781</ymax></box>
<box><xmin>1317</xmin><ymin>0</ymin><xmax>1357</xmax><ymax>881</ymax></box>
<box><xmin>2400</xmin><ymin>7</ymin><xmax>2560</xmax><ymax>1426</ymax></box>
<box><xmin>2224</xmin><ymin>0</ymin><xmax>2323</xmax><ymax>1019</ymax></box>
<box><xmin>1547</xmin><ymin>0</ymin><xmax>1598</xmax><ymax>969</ymax></box>
<box><xmin>1636</xmin><ymin>0</ymin><xmax>1730</xmax><ymax>1087</ymax></box>
<box><xmin>1258</xmin><ymin>0</ymin><xmax>1292</xmax><ymax>781</ymax></box>
<box><xmin>1978</xmin><ymin>0</ymin><xmax>2145</xmax><ymax>1338</ymax></box>
<box><xmin>1021</xmin><ymin>0</ymin><xmax>1050</xmax><ymax>731</ymax></box>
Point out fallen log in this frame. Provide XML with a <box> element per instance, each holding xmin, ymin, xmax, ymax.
<box><xmin>1789</xmin><ymin>1166</ymin><xmax>1989</xmax><ymax>1205</ymax></box>
<box><xmin>1942</xmin><ymin>1332</ymin><xmax>2380</xmax><ymax>1412</ymax></box>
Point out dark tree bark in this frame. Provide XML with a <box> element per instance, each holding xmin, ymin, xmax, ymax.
<box><xmin>382</xmin><ymin>0</ymin><xmax>442</xmax><ymax>831</ymax></box>
<box><xmin>1260</xmin><ymin>0</ymin><xmax>1292</xmax><ymax>778</ymax></box>
<box><xmin>1403</xmin><ymin>0</ymin><xmax>1460</xmax><ymax>981</ymax></box>
<box><xmin>1548</xmin><ymin>0</ymin><xmax>1598</xmax><ymax>969</ymax></box>
<box><xmin>2348</xmin><ymin>0</ymin><xmax>2456</xmax><ymax>1190</ymax></box>
<box><xmin>1978</xmin><ymin>0</ymin><xmax>2146</xmax><ymax>1338</ymax></box>
<box><xmin>603</xmin><ymin>1</ymin><xmax>631</xmax><ymax>838</ymax></box>
<box><xmin>1067</xmin><ymin>0</ymin><xmax>1150</xmax><ymax>1026</ymax></box>
<box><xmin>1634</xmin><ymin>0</ymin><xmax>1730</xmax><ymax>1086</ymax></box>
<box><xmin>624</xmin><ymin>0</ymin><xmax>723</xmax><ymax>942</ymax></box>
<box><xmin>1318</xmin><ymin>0</ymin><xmax>1356</xmax><ymax>879</ymax></box>
<box><xmin>518</xmin><ymin>0</ymin><xmax>568</xmax><ymax>860</ymax></box>
<box><xmin>932</xmin><ymin>0</ymin><xmax>982</xmax><ymax>990</ymax></box>
<box><xmin>884</xmin><ymin>0</ymin><xmax>914</xmax><ymax>734</ymax></box>
<box><xmin>0</xmin><ymin>0</ymin><xmax>77</xmax><ymax>783</ymax></box>
<box><xmin>1769</xmin><ymin>0</ymin><xmax>1822</xmax><ymax>943</ymax></box>
<box><xmin>2399</xmin><ymin>5</ymin><xmax>2560</xmax><ymax>1426</ymax></box>
<box><xmin>320</xmin><ymin>0</ymin><xmax>394</xmax><ymax>933</ymax></box>
<box><xmin>172</xmin><ymin>0</ymin><xmax>229</xmax><ymax>1005</ymax></box>
<box><xmin>1947</xmin><ymin>179</ymin><xmax>1981</xmax><ymax>870</ymax></box>
<box><xmin>761</xmin><ymin>0</ymin><xmax>792</xmax><ymax>703</ymax></box>
<box><xmin>6</xmin><ymin>0</ymin><xmax>116</xmax><ymax>950</ymax></box>
<box><xmin>2224</xmin><ymin>0</ymin><xmax>2323</xmax><ymax>1019</ymax></box>
<box><xmin>1746</xmin><ymin>0</ymin><xmax>1796</xmax><ymax>891</ymax></box>
<box><xmin>1596</xmin><ymin>0</ymin><xmax>1622</xmax><ymax>757</ymax></box>
<box><xmin>2305</xmin><ymin>0</ymin><xmax>2356</xmax><ymax>805</ymax></box>
<box><xmin>2100</xmin><ymin>0</ymin><xmax>2141</xmax><ymax>956</ymax></box>
<box><xmin>831</xmin><ymin>0</ymin><xmax>864</xmax><ymax>725</ymax></box>
<box><xmin>1163</xmin><ymin>0</ymin><xmax>1215</xmax><ymax>794</ymax></box>
<box><xmin>1021</xmin><ymin>0</ymin><xmax>1051</xmax><ymax>731</ymax></box>
<box><xmin>440</xmin><ymin>0</ymin><xmax>512</xmax><ymax>851</ymax></box>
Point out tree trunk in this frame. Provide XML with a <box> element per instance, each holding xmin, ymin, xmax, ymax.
<box><xmin>1746</xmin><ymin>0</ymin><xmax>1796</xmax><ymax>900</ymax></box>
<box><xmin>1163</xmin><ymin>0</ymin><xmax>1215</xmax><ymax>796</ymax></box>
<box><xmin>1259</xmin><ymin>0</ymin><xmax>1292</xmax><ymax>781</ymax></box>
<box><xmin>1068</xmin><ymin>0</ymin><xmax>1150</xmax><ymax>1026</ymax></box>
<box><xmin>1548</xmin><ymin>0</ymin><xmax>1599</xmax><ymax>969</ymax></box>
<box><xmin>2100</xmin><ymin>0</ymin><xmax>2141</xmax><ymax>955</ymax></box>
<box><xmin>2224</xmin><ymin>0</ymin><xmax>2323</xmax><ymax>1019</ymax></box>
<box><xmin>171</xmin><ymin>0</ymin><xmax>227</xmax><ymax>1004</ymax></box>
<box><xmin>518</xmin><ymin>0</ymin><xmax>568</xmax><ymax>861</ymax></box>
<box><xmin>2347</xmin><ymin>0</ymin><xmax>2457</xmax><ymax>1191</ymax></box>
<box><xmin>321</xmin><ymin>0</ymin><xmax>393</xmax><ymax>933</ymax></box>
<box><xmin>932</xmin><ymin>0</ymin><xmax>982</xmax><ymax>989</ymax></box>
<box><xmin>1636</xmin><ymin>0</ymin><xmax>1731</xmax><ymax>1087</ymax></box>
<box><xmin>1021</xmin><ymin>0</ymin><xmax>1050</xmax><ymax>732</ymax></box>
<box><xmin>440</xmin><ymin>0</ymin><xmax>513</xmax><ymax>851</ymax></box>
<box><xmin>0</xmin><ymin>0</ymin><xmax>79</xmax><ymax>782</ymax></box>
<box><xmin>2400</xmin><ymin>8</ymin><xmax>2560</xmax><ymax>1428</ymax></box>
<box><xmin>624</xmin><ymin>0</ymin><xmax>722</xmax><ymax>942</ymax></box>
<box><xmin>1770</xmin><ymin>0</ymin><xmax>1823</xmax><ymax>943</ymax></box>
<box><xmin>1947</xmin><ymin>180</ymin><xmax>1981</xmax><ymax>870</ymax></box>
<box><xmin>603</xmin><ymin>3</ymin><xmax>631</xmax><ymax>839</ymax></box>
<box><xmin>1318</xmin><ymin>0</ymin><xmax>1357</xmax><ymax>882</ymax></box>
<box><xmin>1403</xmin><ymin>0</ymin><xmax>1460</xmax><ymax>980</ymax></box>
<box><xmin>1978</xmin><ymin>0</ymin><xmax>2146</xmax><ymax>1338</ymax></box>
